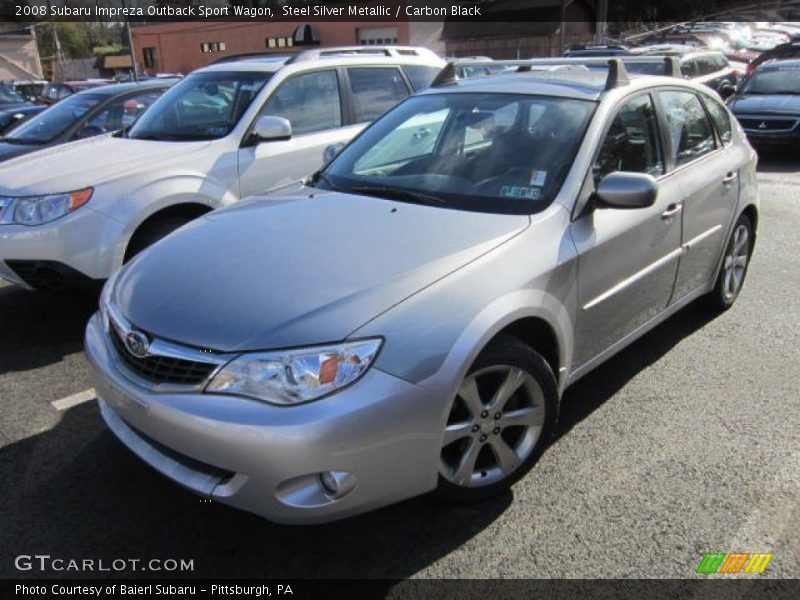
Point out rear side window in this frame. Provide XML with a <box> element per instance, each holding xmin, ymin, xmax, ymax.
<box><xmin>659</xmin><ymin>90</ymin><xmax>717</xmax><ymax>167</ymax></box>
<box><xmin>403</xmin><ymin>65</ymin><xmax>441</xmax><ymax>91</ymax></box>
<box><xmin>702</xmin><ymin>94</ymin><xmax>733</xmax><ymax>145</ymax></box>
<box><xmin>347</xmin><ymin>67</ymin><xmax>410</xmax><ymax>123</ymax></box>
<box><xmin>593</xmin><ymin>93</ymin><xmax>664</xmax><ymax>183</ymax></box>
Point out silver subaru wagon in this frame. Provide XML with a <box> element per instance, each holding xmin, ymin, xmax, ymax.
<box><xmin>85</xmin><ymin>59</ymin><xmax>758</xmax><ymax>524</ymax></box>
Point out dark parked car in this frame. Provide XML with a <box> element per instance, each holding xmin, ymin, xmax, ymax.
<box><xmin>39</xmin><ymin>80</ymin><xmax>112</xmax><ymax>105</ymax></box>
<box><xmin>728</xmin><ymin>59</ymin><xmax>800</xmax><ymax>148</ymax></box>
<box><xmin>747</xmin><ymin>40</ymin><xmax>800</xmax><ymax>74</ymax></box>
<box><xmin>0</xmin><ymin>81</ymin><xmax>173</xmax><ymax>163</ymax></box>
<box><xmin>0</xmin><ymin>83</ymin><xmax>41</xmax><ymax>132</ymax></box>
<box><xmin>0</xmin><ymin>105</ymin><xmax>46</xmax><ymax>134</ymax></box>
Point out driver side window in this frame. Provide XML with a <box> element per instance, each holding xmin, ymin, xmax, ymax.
<box><xmin>593</xmin><ymin>94</ymin><xmax>664</xmax><ymax>184</ymax></box>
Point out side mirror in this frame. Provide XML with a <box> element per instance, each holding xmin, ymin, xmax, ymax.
<box><xmin>718</xmin><ymin>83</ymin><xmax>736</xmax><ymax>100</ymax></box>
<box><xmin>594</xmin><ymin>172</ymin><xmax>658</xmax><ymax>209</ymax></box>
<box><xmin>251</xmin><ymin>115</ymin><xmax>292</xmax><ymax>143</ymax></box>
<box><xmin>322</xmin><ymin>143</ymin><xmax>345</xmax><ymax>165</ymax></box>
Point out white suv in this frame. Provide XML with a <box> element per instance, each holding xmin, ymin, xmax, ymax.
<box><xmin>0</xmin><ymin>46</ymin><xmax>443</xmax><ymax>291</ymax></box>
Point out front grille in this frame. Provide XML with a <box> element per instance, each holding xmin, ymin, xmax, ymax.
<box><xmin>739</xmin><ymin>118</ymin><xmax>798</xmax><ymax>132</ymax></box>
<box><xmin>109</xmin><ymin>325</ymin><xmax>217</xmax><ymax>386</ymax></box>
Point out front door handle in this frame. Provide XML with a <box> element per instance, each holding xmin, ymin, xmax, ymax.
<box><xmin>661</xmin><ymin>203</ymin><xmax>682</xmax><ymax>220</ymax></box>
<box><xmin>723</xmin><ymin>171</ymin><xmax>738</xmax><ymax>184</ymax></box>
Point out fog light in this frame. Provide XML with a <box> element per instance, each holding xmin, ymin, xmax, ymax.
<box><xmin>319</xmin><ymin>471</ymin><xmax>338</xmax><ymax>495</ymax></box>
<box><xmin>318</xmin><ymin>471</ymin><xmax>356</xmax><ymax>498</ymax></box>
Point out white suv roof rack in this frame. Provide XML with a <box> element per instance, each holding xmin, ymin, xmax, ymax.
<box><xmin>286</xmin><ymin>46</ymin><xmax>440</xmax><ymax>63</ymax></box>
<box><xmin>432</xmin><ymin>56</ymin><xmax>681</xmax><ymax>90</ymax></box>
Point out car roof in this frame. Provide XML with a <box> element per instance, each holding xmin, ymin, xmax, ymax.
<box><xmin>419</xmin><ymin>70</ymin><xmax>683</xmax><ymax>101</ymax></box>
<box><xmin>76</xmin><ymin>81</ymin><xmax>174</xmax><ymax>96</ymax></box>
<box><xmin>761</xmin><ymin>58</ymin><xmax>800</xmax><ymax>69</ymax></box>
<box><xmin>197</xmin><ymin>46</ymin><xmax>444</xmax><ymax>74</ymax></box>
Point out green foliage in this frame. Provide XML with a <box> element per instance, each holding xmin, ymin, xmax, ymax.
<box><xmin>36</xmin><ymin>22</ymin><xmax>93</xmax><ymax>60</ymax></box>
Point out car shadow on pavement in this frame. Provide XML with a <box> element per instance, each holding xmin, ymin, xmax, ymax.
<box><xmin>557</xmin><ymin>302</ymin><xmax>719</xmax><ymax>440</ymax></box>
<box><xmin>755</xmin><ymin>149</ymin><xmax>800</xmax><ymax>174</ymax></box>
<box><xmin>0</xmin><ymin>286</ymin><xmax>97</xmax><ymax>375</ymax></box>
<box><xmin>0</xmin><ymin>400</ymin><xmax>511</xmax><ymax>581</ymax></box>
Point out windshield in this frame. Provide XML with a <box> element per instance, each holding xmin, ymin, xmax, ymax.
<box><xmin>320</xmin><ymin>93</ymin><xmax>595</xmax><ymax>214</ymax></box>
<box><xmin>0</xmin><ymin>84</ymin><xmax>25</xmax><ymax>104</ymax></box>
<box><xmin>4</xmin><ymin>93</ymin><xmax>103</xmax><ymax>143</ymax></box>
<box><xmin>128</xmin><ymin>71</ymin><xmax>271</xmax><ymax>141</ymax></box>
<box><xmin>741</xmin><ymin>68</ymin><xmax>800</xmax><ymax>94</ymax></box>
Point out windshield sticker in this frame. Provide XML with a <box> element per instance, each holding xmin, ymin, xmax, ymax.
<box><xmin>529</xmin><ymin>170</ymin><xmax>547</xmax><ymax>186</ymax></box>
<box><xmin>501</xmin><ymin>186</ymin><xmax>541</xmax><ymax>200</ymax></box>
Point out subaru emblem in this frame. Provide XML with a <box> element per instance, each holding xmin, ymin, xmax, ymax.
<box><xmin>124</xmin><ymin>330</ymin><xmax>150</xmax><ymax>358</ymax></box>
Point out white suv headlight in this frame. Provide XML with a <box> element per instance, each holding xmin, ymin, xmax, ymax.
<box><xmin>1</xmin><ymin>188</ymin><xmax>93</xmax><ymax>226</ymax></box>
<box><xmin>206</xmin><ymin>339</ymin><xmax>383</xmax><ymax>405</ymax></box>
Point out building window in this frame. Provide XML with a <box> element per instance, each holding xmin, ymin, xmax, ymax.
<box><xmin>200</xmin><ymin>41</ymin><xmax>227</xmax><ymax>53</ymax></box>
<box><xmin>266</xmin><ymin>37</ymin><xmax>294</xmax><ymax>49</ymax></box>
<box><xmin>357</xmin><ymin>27</ymin><xmax>398</xmax><ymax>46</ymax></box>
<box><xmin>142</xmin><ymin>47</ymin><xmax>157</xmax><ymax>69</ymax></box>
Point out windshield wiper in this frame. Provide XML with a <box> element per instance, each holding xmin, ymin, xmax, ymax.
<box><xmin>348</xmin><ymin>185</ymin><xmax>448</xmax><ymax>206</ymax></box>
<box><xmin>308</xmin><ymin>170</ymin><xmax>340</xmax><ymax>191</ymax></box>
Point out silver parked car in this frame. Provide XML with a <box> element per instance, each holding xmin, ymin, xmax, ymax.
<box><xmin>86</xmin><ymin>59</ymin><xmax>759</xmax><ymax>524</ymax></box>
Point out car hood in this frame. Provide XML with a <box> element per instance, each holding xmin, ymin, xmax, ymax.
<box><xmin>729</xmin><ymin>93</ymin><xmax>800</xmax><ymax>114</ymax></box>
<box><xmin>0</xmin><ymin>141</ymin><xmax>40</xmax><ymax>162</ymax></box>
<box><xmin>113</xmin><ymin>190</ymin><xmax>529</xmax><ymax>352</ymax></box>
<box><xmin>0</xmin><ymin>135</ymin><xmax>211</xmax><ymax>195</ymax></box>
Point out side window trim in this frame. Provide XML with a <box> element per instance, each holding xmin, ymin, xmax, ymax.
<box><xmin>654</xmin><ymin>87</ymin><xmax>721</xmax><ymax>174</ymax></box>
<box><xmin>588</xmin><ymin>90</ymin><xmax>665</xmax><ymax>181</ymax></box>
<box><xmin>699</xmin><ymin>92</ymin><xmax>732</xmax><ymax>147</ymax></box>
<box><xmin>574</xmin><ymin>90</ymin><xmax>664</xmax><ymax>220</ymax></box>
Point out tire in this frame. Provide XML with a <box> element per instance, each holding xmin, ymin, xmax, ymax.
<box><xmin>705</xmin><ymin>213</ymin><xmax>754</xmax><ymax>311</ymax></box>
<box><xmin>124</xmin><ymin>216</ymin><xmax>189</xmax><ymax>263</ymax></box>
<box><xmin>436</xmin><ymin>334</ymin><xmax>558</xmax><ymax>502</ymax></box>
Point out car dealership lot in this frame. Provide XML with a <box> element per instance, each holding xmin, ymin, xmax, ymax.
<box><xmin>0</xmin><ymin>155</ymin><xmax>798</xmax><ymax>579</ymax></box>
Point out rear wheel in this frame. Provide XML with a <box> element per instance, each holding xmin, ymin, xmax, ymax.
<box><xmin>436</xmin><ymin>335</ymin><xmax>558</xmax><ymax>502</ymax></box>
<box><xmin>706</xmin><ymin>214</ymin><xmax>753</xmax><ymax>310</ymax></box>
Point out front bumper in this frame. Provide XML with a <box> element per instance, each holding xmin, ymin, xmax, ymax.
<box><xmin>0</xmin><ymin>206</ymin><xmax>124</xmax><ymax>289</ymax></box>
<box><xmin>84</xmin><ymin>313</ymin><xmax>444</xmax><ymax>524</ymax></box>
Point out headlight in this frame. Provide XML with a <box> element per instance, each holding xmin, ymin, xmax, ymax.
<box><xmin>206</xmin><ymin>338</ymin><xmax>383</xmax><ymax>406</ymax></box>
<box><xmin>2</xmin><ymin>188</ymin><xmax>93</xmax><ymax>225</ymax></box>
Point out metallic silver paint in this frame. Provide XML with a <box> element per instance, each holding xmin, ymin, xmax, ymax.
<box><xmin>88</xmin><ymin>74</ymin><xmax>759</xmax><ymax>523</ymax></box>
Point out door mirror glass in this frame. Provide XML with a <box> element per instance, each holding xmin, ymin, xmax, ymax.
<box><xmin>252</xmin><ymin>115</ymin><xmax>292</xmax><ymax>143</ymax></box>
<box><xmin>595</xmin><ymin>172</ymin><xmax>658</xmax><ymax>209</ymax></box>
<box><xmin>322</xmin><ymin>143</ymin><xmax>345</xmax><ymax>165</ymax></box>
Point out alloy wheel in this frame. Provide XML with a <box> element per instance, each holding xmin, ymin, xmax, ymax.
<box><xmin>722</xmin><ymin>223</ymin><xmax>750</xmax><ymax>301</ymax></box>
<box><xmin>440</xmin><ymin>365</ymin><xmax>546</xmax><ymax>488</ymax></box>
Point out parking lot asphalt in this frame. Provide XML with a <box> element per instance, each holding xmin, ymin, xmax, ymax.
<box><xmin>0</xmin><ymin>153</ymin><xmax>798</xmax><ymax>580</ymax></box>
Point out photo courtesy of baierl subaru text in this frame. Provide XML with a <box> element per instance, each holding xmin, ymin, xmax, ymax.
<box><xmin>0</xmin><ymin>0</ymin><xmax>797</xmax><ymax>598</ymax></box>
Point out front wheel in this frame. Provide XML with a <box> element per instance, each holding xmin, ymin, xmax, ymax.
<box><xmin>706</xmin><ymin>213</ymin><xmax>754</xmax><ymax>310</ymax></box>
<box><xmin>436</xmin><ymin>335</ymin><xmax>558</xmax><ymax>502</ymax></box>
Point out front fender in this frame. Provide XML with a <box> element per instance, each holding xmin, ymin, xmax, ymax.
<box><xmin>90</xmin><ymin>176</ymin><xmax>237</xmax><ymax>276</ymax></box>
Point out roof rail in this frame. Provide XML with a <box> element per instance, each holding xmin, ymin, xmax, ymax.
<box><xmin>285</xmin><ymin>45</ymin><xmax>439</xmax><ymax>64</ymax></box>
<box><xmin>431</xmin><ymin>56</ymin><xmax>681</xmax><ymax>89</ymax></box>
<box><xmin>209</xmin><ymin>52</ymin><xmax>293</xmax><ymax>65</ymax></box>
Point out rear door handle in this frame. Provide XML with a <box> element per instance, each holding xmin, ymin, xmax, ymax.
<box><xmin>661</xmin><ymin>203</ymin><xmax>682</xmax><ymax>220</ymax></box>
<box><xmin>723</xmin><ymin>171</ymin><xmax>738</xmax><ymax>184</ymax></box>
